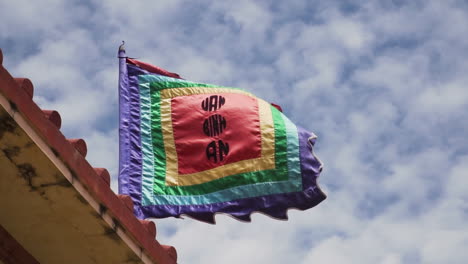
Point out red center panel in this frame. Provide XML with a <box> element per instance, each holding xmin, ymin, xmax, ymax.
<box><xmin>171</xmin><ymin>93</ymin><xmax>262</xmax><ymax>175</ymax></box>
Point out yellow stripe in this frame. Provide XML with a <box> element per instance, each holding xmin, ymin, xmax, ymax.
<box><xmin>159</xmin><ymin>87</ymin><xmax>276</xmax><ymax>186</ymax></box>
<box><xmin>160</xmin><ymin>96</ymin><xmax>179</xmax><ymax>185</ymax></box>
<box><xmin>160</xmin><ymin>87</ymin><xmax>252</xmax><ymax>99</ymax></box>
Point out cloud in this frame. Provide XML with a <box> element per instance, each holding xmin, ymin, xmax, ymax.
<box><xmin>1</xmin><ymin>0</ymin><xmax>468</xmax><ymax>263</ymax></box>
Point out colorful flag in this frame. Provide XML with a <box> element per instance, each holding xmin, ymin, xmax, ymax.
<box><xmin>118</xmin><ymin>47</ymin><xmax>326</xmax><ymax>223</ymax></box>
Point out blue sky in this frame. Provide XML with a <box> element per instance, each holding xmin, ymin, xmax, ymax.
<box><xmin>2</xmin><ymin>0</ymin><xmax>468</xmax><ymax>263</ymax></box>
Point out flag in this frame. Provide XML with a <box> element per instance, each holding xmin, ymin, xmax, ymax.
<box><xmin>118</xmin><ymin>47</ymin><xmax>326</xmax><ymax>224</ymax></box>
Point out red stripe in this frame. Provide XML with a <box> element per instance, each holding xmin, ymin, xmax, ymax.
<box><xmin>126</xmin><ymin>58</ymin><xmax>182</xmax><ymax>79</ymax></box>
<box><xmin>270</xmin><ymin>103</ymin><xmax>283</xmax><ymax>112</ymax></box>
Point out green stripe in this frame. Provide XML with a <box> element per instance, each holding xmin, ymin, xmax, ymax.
<box><xmin>151</xmin><ymin>80</ymin><xmax>220</xmax><ymax>89</ymax></box>
<box><xmin>138</xmin><ymin>74</ymin><xmax>302</xmax><ymax>205</ymax></box>
<box><xmin>142</xmin><ymin>75</ymin><xmax>243</xmax><ymax>91</ymax></box>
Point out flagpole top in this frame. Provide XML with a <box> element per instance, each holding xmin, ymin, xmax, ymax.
<box><xmin>118</xmin><ymin>41</ymin><xmax>126</xmax><ymax>57</ymax></box>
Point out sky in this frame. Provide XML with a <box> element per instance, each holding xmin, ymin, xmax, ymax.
<box><xmin>1</xmin><ymin>0</ymin><xmax>468</xmax><ymax>263</ymax></box>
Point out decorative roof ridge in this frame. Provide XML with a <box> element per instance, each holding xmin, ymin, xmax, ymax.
<box><xmin>0</xmin><ymin>48</ymin><xmax>176</xmax><ymax>264</ymax></box>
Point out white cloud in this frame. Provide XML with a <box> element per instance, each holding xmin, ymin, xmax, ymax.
<box><xmin>1</xmin><ymin>0</ymin><xmax>468</xmax><ymax>263</ymax></box>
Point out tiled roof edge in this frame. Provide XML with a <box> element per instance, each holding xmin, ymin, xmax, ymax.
<box><xmin>0</xmin><ymin>48</ymin><xmax>177</xmax><ymax>264</ymax></box>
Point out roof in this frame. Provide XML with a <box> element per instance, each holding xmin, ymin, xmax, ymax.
<box><xmin>0</xmin><ymin>48</ymin><xmax>177</xmax><ymax>264</ymax></box>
